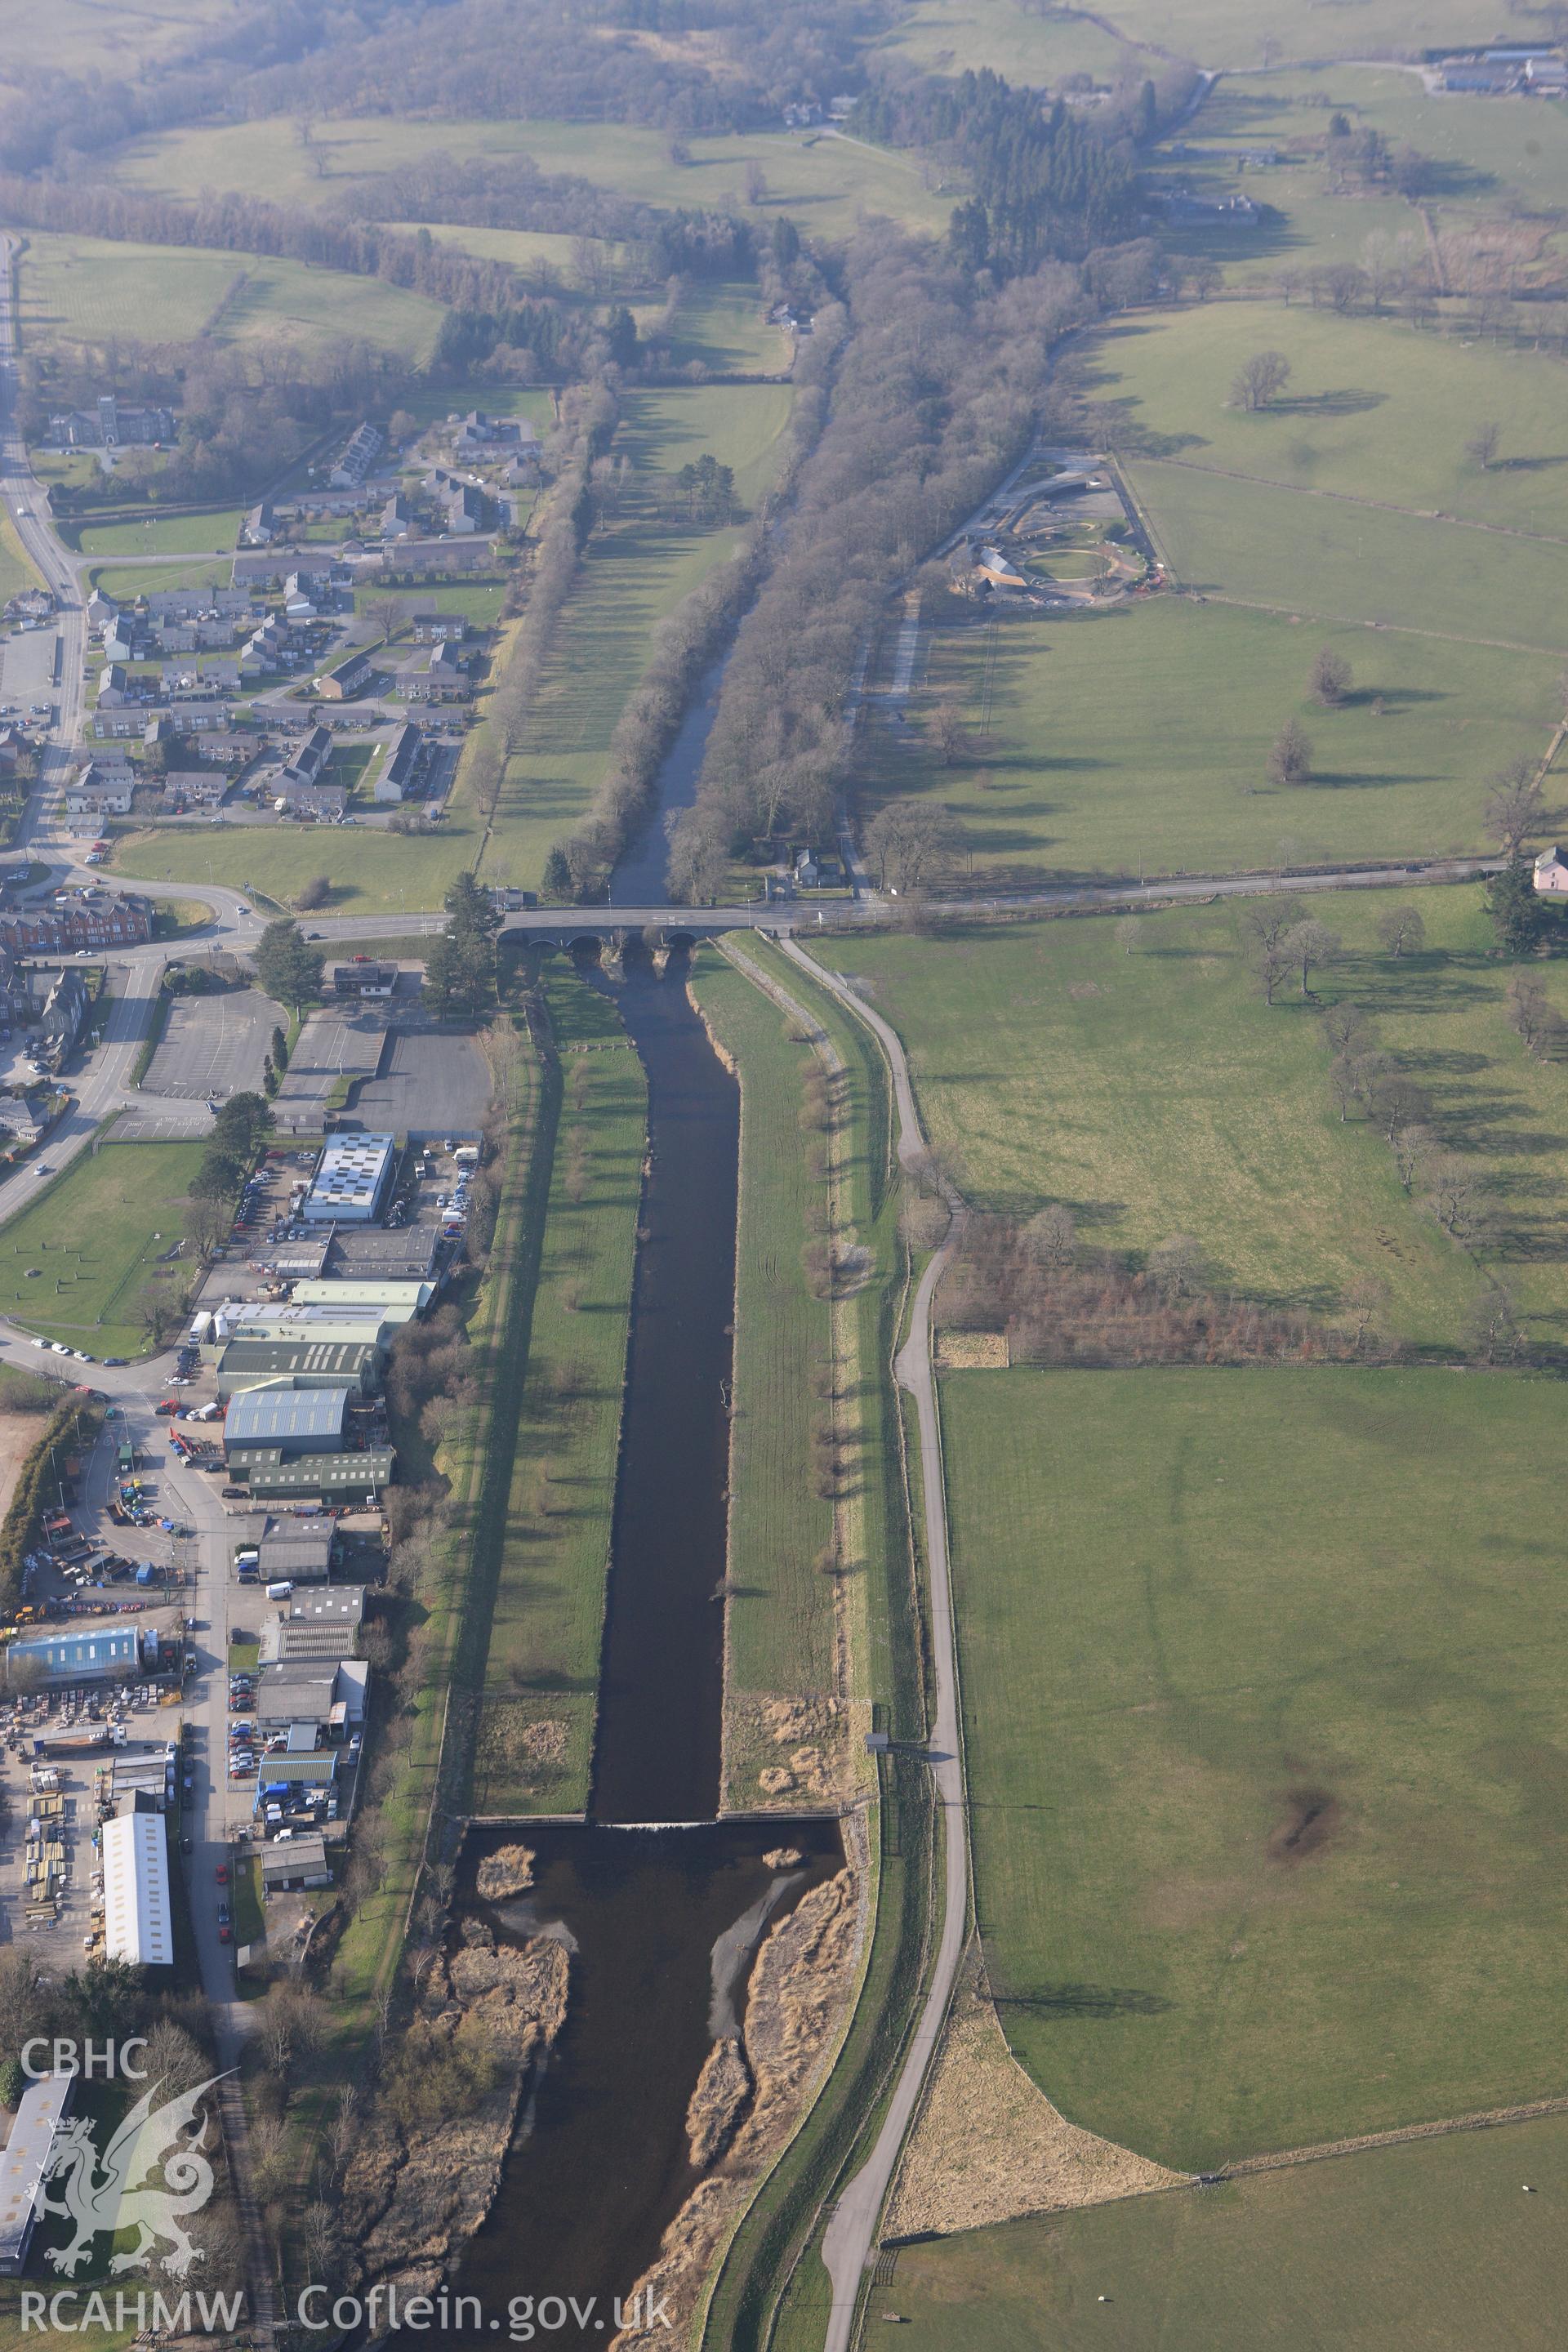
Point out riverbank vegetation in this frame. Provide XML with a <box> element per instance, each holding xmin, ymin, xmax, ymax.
<box><xmin>330</xmin><ymin>1015</ymin><xmax>538</xmax><ymax>2006</ymax></box>
<box><xmin>697</xmin><ymin>939</ymin><xmax>943</xmax><ymax>2352</ymax></box>
<box><xmin>670</xmin><ymin>228</ymin><xmax>1094</xmax><ymax>897</ymax></box>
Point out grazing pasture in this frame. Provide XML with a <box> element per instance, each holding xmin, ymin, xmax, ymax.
<box><xmin>942</xmin><ymin>1364</ymin><xmax>1568</xmax><ymax>2171</ymax></box>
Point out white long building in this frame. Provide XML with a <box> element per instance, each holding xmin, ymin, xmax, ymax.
<box><xmin>301</xmin><ymin>1134</ymin><xmax>395</xmax><ymax>1224</ymax></box>
<box><xmin>102</xmin><ymin>1806</ymin><xmax>173</xmax><ymax>1967</ymax></box>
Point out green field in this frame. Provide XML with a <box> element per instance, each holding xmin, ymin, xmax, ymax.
<box><xmin>19</xmin><ymin>233</ymin><xmax>445</xmax><ymax>363</ymax></box>
<box><xmin>1090</xmin><ymin>304</ymin><xmax>1568</xmax><ymax>536</ymax></box>
<box><xmin>1094</xmin><ymin>0</ymin><xmax>1508</xmax><ymax>65</ymax></box>
<box><xmin>0</xmin><ymin>0</ymin><xmax>225</xmax><ymax>80</ymax></box>
<box><xmin>0</xmin><ymin>507</ymin><xmax>41</xmax><ymax>603</ymax></box>
<box><xmin>71</xmin><ymin>508</ymin><xmax>242</xmax><ymax>557</ymax></box>
<box><xmin>110</xmin><ymin>814</ymin><xmax>481</xmax><ymax>916</ymax></box>
<box><xmin>809</xmin><ymin>886</ymin><xmax>1568</xmax><ymax>1349</ymax></box>
<box><xmin>1187</xmin><ymin>66</ymin><xmax>1568</xmax><ymax>247</ymax></box>
<box><xmin>89</xmin><ymin>559</ymin><xmax>233</xmax><ymax>603</ymax></box>
<box><xmin>109</xmin><ymin>114</ymin><xmax>955</xmax><ymax>241</ymax></box>
<box><xmin>1133</xmin><ymin>461</ymin><xmax>1566</xmax><ymax>647</ymax></box>
<box><xmin>860</xmin><ymin>595</ymin><xmax>1559</xmax><ymax>882</ymax></box>
<box><xmin>481</xmin><ymin>383</ymin><xmax>793</xmax><ymax>893</ymax></box>
<box><xmin>875</xmin><ymin>0</ymin><xmax>1143</xmax><ymax>83</ymax></box>
<box><xmin>470</xmin><ymin>965</ymin><xmax>644</xmax><ymax>1812</ymax></box>
<box><xmin>74</xmin><ymin>509</ymin><xmax>243</xmax><ymax>558</ymax></box>
<box><xmin>689</xmin><ymin>956</ymin><xmax>838</xmax><ymax>1748</ymax></box>
<box><xmin>0</xmin><ymin>1141</ymin><xmax>207</xmax><ymax>1355</ymax></box>
<box><xmin>887</xmin><ymin>2114</ymin><xmax>1568</xmax><ymax>2350</ymax></box>
<box><xmin>385</xmin><ymin>220</ymin><xmax>621</xmax><ymax>287</ymax></box>
<box><xmin>662</xmin><ymin>280</ymin><xmax>791</xmax><ymax>374</ymax></box>
<box><xmin>942</xmin><ymin>1364</ymin><xmax>1568</xmax><ymax>2170</ymax></box>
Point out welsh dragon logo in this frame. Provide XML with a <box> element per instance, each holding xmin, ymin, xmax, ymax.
<box><xmin>37</xmin><ymin>2073</ymin><xmax>229</xmax><ymax>2278</ymax></box>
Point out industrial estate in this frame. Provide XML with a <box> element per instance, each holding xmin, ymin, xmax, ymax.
<box><xmin>0</xmin><ymin>2</ymin><xmax>1566</xmax><ymax>2349</ymax></box>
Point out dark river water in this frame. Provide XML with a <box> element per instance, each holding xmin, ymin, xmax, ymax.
<box><xmin>396</xmin><ymin>911</ymin><xmax>841</xmax><ymax>2348</ymax></box>
<box><xmin>589</xmin><ymin>953</ymin><xmax>737</xmax><ymax>1825</ymax></box>
<box><xmin>606</xmin><ymin>652</ymin><xmax>726</xmax><ymax>906</ymax></box>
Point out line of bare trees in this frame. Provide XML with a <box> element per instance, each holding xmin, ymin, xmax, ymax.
<box><xmin>669</xmin><ymin>227</ymin><xmax>1098</xmax><ymax>890</ymax></box>
<box><xmin>942</xmin><ymin>1211</ymin><xmax>1368</xmax><ymax>1367</ymax></box>
<box><xmin>465</xmin><ymin>376</ymin><xmax>620</xmax><ymax>837</ymax></box>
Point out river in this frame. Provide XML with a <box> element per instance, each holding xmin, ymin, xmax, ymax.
<box><xmin>394</xmin><ymin>924</ymin><xmax>840</xmax><ymax>2348</ymax></box>
<box><xmin>607</xmin><ymin>652</ymin><xmax>727</xmax><ymax>906</ymax></box>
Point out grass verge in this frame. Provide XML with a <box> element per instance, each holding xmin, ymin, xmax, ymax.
<box><xmin>467</xmin><ymin>960</ymin><xmax>645</xmax><ymax>1813</ymax></box>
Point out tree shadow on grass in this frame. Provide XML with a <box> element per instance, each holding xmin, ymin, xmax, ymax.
<box><xmin>995</xmin><ymin>1983</ymin><xmax>1174</xmax><ymax>2020</ymax></box>
<box><xmin>1491</xmin><ymin>453</ymin><xmax>1568</xmax><ymax>474</ymax></box>
<box><xmin>1308</xmin><ymin>769</ymin><xmax>1436</xmax><ymax>789</ymax></box>
<box><xmin>1266</xmin><ymin>388</ymin><xmax>1388</xmax><ymax>418</ymax></box>
<box><xmin>1343</xmin><ymin>685</ymin><xmax>1446</xmax><ymax>710</ymax></box>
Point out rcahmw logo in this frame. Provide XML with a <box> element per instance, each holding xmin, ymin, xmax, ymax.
<box><xmin>27</xmin><ymin>2069</ymin><xmax>232</xmax><ymax>2283</ymax></box>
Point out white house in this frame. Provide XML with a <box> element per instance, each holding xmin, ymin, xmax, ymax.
<box><xmin>1534</xmin><ymin>846</ymin><xmax>1568</xmax><ymax>894</ymax></box>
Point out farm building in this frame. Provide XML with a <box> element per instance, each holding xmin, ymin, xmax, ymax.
<box><xmin>261</xmin><ymin>1833</ymin><xmax>332</xmax><ymax>1891</ymax></box>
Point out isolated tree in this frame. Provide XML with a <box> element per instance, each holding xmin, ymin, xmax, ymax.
<box><xmin>1506</xmin><ymin>973</ymin><xmax>1552</xmax><ymax>1055</ymax></box>
<box><xmin>1321</xmin><ymin>999</ymin><xmax>1371</xmax><ymax>1058</ymax></box>
<box><xmin>1232</xmin><ymin>350</ymin><xmax>1292</xmax><ymax>412</ymax></box>
<box><xmin>1486</xmin><ymin>853</ymin><xmax>1545</xmax><ymax>956</ymax></box>
<box><xmin>1465</xmin><ymin>420</ymin><xmax>1502</xmax><ymax>470</ymax></box>
<box><xmin>183</xmin><ymin>1196</ymin><xmax>229</xmax><ymax>1262</ymax></box>
<box><xmin>293</xmin><ymin>875</ymin><xmax>332</xmax><ymax>912</ymax></box>
<box><xmin>1309</xmin><ymin>645</ymin><xmax>1352</xmax><ymax>706</ymax></box>
<box><xmin>1240</xmin><ymin>893</ymin><xmax>1306</xmax><ymax>955</ymax></box>
<box><xmin>1468</xmin><ymin>1278</ymin><xmax>1522</xmax><ymax>1365</ymax></box>
<box><xmin>252</xmin><ymin>920</ymin><xmax>323</xmax><ymax>1017</ymax></box>
<box><xmin>1255</xmin><ymin>938</ymin><xmax>1294</xmax><ymax>1004</ymax></box>
<box><xmin>1023</xmin><ymin>1203</ymin><xmax>1077</xmax><ymax>1268</ymax></box>
<box><xmin>928</xmin><ymin>701</ymin><xmax>969</xmax><ymax>767</ymax></box>
<box><xmin>864</xmin><ymin>800</ymin><xmax>959</xmax><ymax>893</ymax></box>
<box><xmin>1344</xmin><ymin>1272</ymin><xmax>1389</xmax><ymax>1356</ymax></box>
<box><xmin>1392</xmin><ymin>1122</ymin><xmax>1434</xmax><ymax>1191</ymax></box>
<box><xmin>1114</xmin><ymin>915</ymin><xmax>1140</xmax><ymax>956</ymax></box>
<box><xmin>1148</xmin><ymin>1233</ymin><xmax>1206</xmax><ymax>1303</ymax></box>
<box><xmin>1323</xmin><ymin>262</ymin><xmax>1369</xmax><ymax>313</ymax></box>
<box><xmin>1374</xmin><ymin>905</ymin><xmax>1426</xmax><ymax>959</ymax></box>
<box><xmin>1286</xmin><ymin>917</ymin><xmax>1340</xmax><ymax>996</ymax></box>
<box><xmin>1267</xmin><ymin>717</ymin><xmax>1313</xmax><ymax>788</ymax></box>
<box><xmin>1370</xmin><ymin>1069</ymin><xmax>1429</xmax><ymax>1142</ymax></box>
<box><xmin>1483</xmin><ymin>758</ymin><xmax>1544</xmax><ymax>855</ymax></box>
<box><xmin>1423</xmin><ymin>1150</ymin><xmax>1490</xmax><ymax>1248</ymax></box>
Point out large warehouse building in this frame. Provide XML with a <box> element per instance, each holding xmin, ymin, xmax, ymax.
<box><xmin>301</xmin><ymin>1134</ymin><xmax>395</xmax><ymax>1224</ymax></box>
<box><xmin>0</xmin><ymin>2077</ymin><xmax>74</xmax><ymax>2274</ymax></box>
<box><xmin>102</xmin><ymin>1806</ymin><xmax>173</xmax><ymax>1967</ymax></box>
<box><xmin>4</xmin><ymin>1624</ymin><xmax>145</xmax><ymax>1684</ymax></box>
<box><xmin>224</xmin><ymin>1383</ymin><xmax>352</xmax><ymax>1459</ymax></box>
